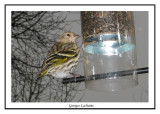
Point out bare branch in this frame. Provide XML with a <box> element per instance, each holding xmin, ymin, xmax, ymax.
<box><xmin>11</xmin><ymin>11</ymin><xmax>83</xmax><ymax>102</ymax></box>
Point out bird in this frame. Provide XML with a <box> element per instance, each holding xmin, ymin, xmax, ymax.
<box><xmin>38</xmin><ymin>32</ymin><xmax>80</xmax><ymax>81</ymax></box>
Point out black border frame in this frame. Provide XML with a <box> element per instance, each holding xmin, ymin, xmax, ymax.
<box><xmin>4</xmin><ymin>4</ymin><xmax>156</xmax><ymax>110</ymax></box>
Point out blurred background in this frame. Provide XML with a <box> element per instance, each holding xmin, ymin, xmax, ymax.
<box><xmin>11</xmin><ymin>11</ymin><xmax>148</xmax><ymax>102</ymax></box>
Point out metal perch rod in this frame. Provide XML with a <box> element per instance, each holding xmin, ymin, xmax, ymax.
<box><xmin>62</xmin><ymin>67</ymin><xmax>149</xmax><ymax>84</ymax></box>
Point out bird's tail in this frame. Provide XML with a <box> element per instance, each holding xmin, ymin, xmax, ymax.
<box><xmin>38</xmin><ymin>68</ymin><xmax>48</xmax><ymax>77</ymax></box>
<box><xmin>33</xmin><ymin>76</ymin><xmax>41</xmax><ymax>82</ymax></box>
<box><xmin>33</xmin><ymin>70</ymin><xmax>44</xmax><ymax>82</ymax></box>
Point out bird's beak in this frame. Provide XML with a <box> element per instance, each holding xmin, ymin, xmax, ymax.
<box><xmin>74</xmin><ymin>34</ymin><xmax>80</xmax><ymax>39</ymax></box>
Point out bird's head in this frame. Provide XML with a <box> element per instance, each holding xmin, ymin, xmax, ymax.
<box><xmin>57</xmin><ymin>32</ymin><xmax>80</xmax><ymax>43</ymax></box>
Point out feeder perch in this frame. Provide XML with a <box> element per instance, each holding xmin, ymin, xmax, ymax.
<box><xmin>62</xmin><ymin>67</ymin><xmax>148</xmax><ymax>84</ymax></box>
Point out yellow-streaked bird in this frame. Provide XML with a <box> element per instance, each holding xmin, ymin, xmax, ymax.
<box><xmin>39</xmin><ymin>32</ymin><xmax>80</xmax><ymax>80</ymax></box>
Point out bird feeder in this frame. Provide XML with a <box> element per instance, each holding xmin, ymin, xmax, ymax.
<box><xmin>81</xmin><ymin>11</ymin><xmax>138</xmax><ymax>91</ymax></box>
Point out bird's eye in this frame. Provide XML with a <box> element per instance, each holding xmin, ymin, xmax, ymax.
<box><xmin>67</xmin><ymin>34</ymin><xmax>70</xmax><ymax>36</ymax></box>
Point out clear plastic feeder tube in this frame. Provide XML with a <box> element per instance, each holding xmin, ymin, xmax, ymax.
<box><xmin>81</xmin><ymin>11</ymin><xmax>138</xmax><ymax>91</ymax></box>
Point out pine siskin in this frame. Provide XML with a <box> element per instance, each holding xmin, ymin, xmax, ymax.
<box><xmin>39</xmin><ymin>32</ymin><xmax>80</xmax><ymax>79</ymax></box>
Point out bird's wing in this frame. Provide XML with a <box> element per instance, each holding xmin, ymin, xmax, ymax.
<box><xmin>40</xmin><ymin>55</ymin><xmax>68</xmax><ymax>77</ymax></box>
<box><xmin>40</xmin><ymin>42</ymin><xmax>79</xmax><ymax>77</ymax></box>
<box><xmin>45</xmin><ymin>50</ymin><xmax>78</xmax><ymax>65</ymax></box>
<box><xmin>45</xmin><ymin>42</ymin><xmax>78</xmax><ymax>65</ymax></box>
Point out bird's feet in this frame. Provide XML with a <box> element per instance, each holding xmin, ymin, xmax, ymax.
<box><xmin>70</xmin><ymin>73</ymin><xmax>81</xmax><ymax>82</ymax></box>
